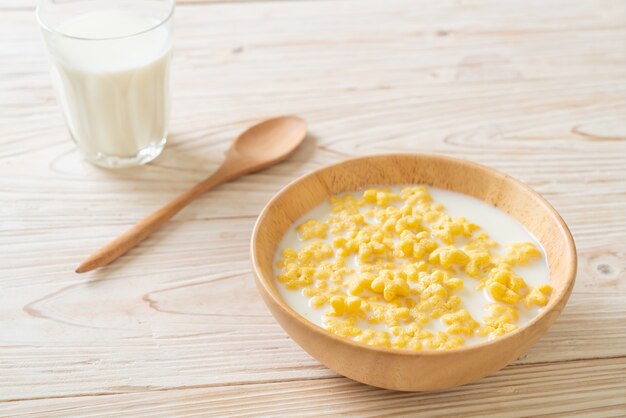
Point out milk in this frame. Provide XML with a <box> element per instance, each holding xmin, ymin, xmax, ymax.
<box><xmin>274</xmin><ymin>186</ymin><xmax>551</xmax><ymax>347</ymax></box>
<box><xmin>43</xmin><ymin>10</ymin><xmax>172</xmax><ymax>165</ymax></box>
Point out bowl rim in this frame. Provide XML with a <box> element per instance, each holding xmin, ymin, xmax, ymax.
<box><xmin>251</xmin><ymin>152</ymin><xmax>577</xmax><ymax>356</ymax></box>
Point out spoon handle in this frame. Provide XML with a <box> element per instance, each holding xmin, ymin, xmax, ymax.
<box><xmin>75</xmin><ymin>168</ymin><xmax>230</xmax><ymax>273</ymax></box>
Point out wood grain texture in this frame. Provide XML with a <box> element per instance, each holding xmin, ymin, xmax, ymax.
<box><xmin>1</xmin><ymin>0</ymin><xmax>625</xmax><ymax>415</ymax></box>
<box><xmin>4</xmin><ymin>359</ymin><xmax>626</xmax><ymax>418</ymax></box>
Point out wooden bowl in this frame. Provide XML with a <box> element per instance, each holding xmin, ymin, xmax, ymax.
<box><xmin>251</xmin><ymin>154</ymin><xmax>576</xmax><ymax>391</ymax></box>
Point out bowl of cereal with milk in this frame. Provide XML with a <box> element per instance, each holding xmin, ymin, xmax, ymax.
<box><xmin>251</xmin><ymin>154</ymin><xmax>576</xmax><ymax>391</ymax></box>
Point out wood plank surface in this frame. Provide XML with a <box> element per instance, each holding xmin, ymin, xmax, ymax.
<box><xmin>1</xmin><ymin>0</ymin><xmax>625</xmax><ymax>416</ymax></box>
<box><xmin>4</xmin><ymin>359</ymin><xmax>626</xmax><ymax>417</ymax></box>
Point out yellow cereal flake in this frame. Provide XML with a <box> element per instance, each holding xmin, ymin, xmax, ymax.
<box><xmin>357</xmin><ymin>240</ymin><xmax>389</xmax><ymax>263</ymax></box>
<box><xmin>330</xmin><ymin>267</ymin><xmax>354</xmax><ymax>284</ymax></box>
<box><xmin>332</xmin><ymin>237</ymin><xmax>347</xmax><ymax>248</ymax></box>
<box><xmin>275</xmin><ymin>185</ymin><xmax>552</xmax><ymax>351</ymax></box>
<box><xmin>315</xmin><ymin>263</ymin><xmax>332</xmax><ymax>279</ymax></box>
<box><xmin>477</xmin><ymin>304</ymin><xmax>519</xmax><ymax>339</ymax></box>
<box><xmin>329</xmin><ymin>194</ymin><xmax>363</xmax><ymax>214</ymax></box>
<box><xmin>416</xmin><ymin>289</ymin><xmax>462</xmax><ymax>319</ymax></box>
<box><xmin>394</xmin><ymin>231</ymin><xmax>438</xmax><ymax>259</ymax></box>
<box><xmin>392</xmin><ymin>336</ymin><xmax>420</xmax><ymax>350</ymax></box>
<box><xmin>354</xmin><ymin>329</ymin><xmax>392</xmax><ymax>348</ymax></box>
<box><xmin>369</xmin><ymin>303</ymin><xmax>411</xmax><ymax>327</ymax></box>
<box><xmin>363</xmin><ymin>189</ymin><xmax>378</xmax><ymax>203</ymax></box>
<box><xmin>394</xmin><ymin>215</ymin><xmax>423</xmax><ymax>234</ymax></box>
<box><xmin>525</xmin><ymin>284</ymin><xmax>552</xmax><ymax>308</ymax></box>
<box><xmin>505</xmin><ymin>242</ymin><xmax>542</xmax><ymax>265</ymax></box>
<box><xmin>391</xmin><ymin>323</ymin><xmax>433</xmax><ymax>350</ymax></box>
<box><xmin>371</xmin><ymin>270</ymin><xmax>411</xmax><ymax>302</ymax></box>
<box><xmin>296</xmin><ymin>219</ymin><xmax>329</xmax><ymax>240</ymax></box>
<box><xmin>276</xmin><ymin>248</ymin><xmax>298</xmax><ymax>268</ymax></box>
<box><xmin>329</xmin><ymin>295</ymin><xmax>364</xmax><ymax>316</ymax></box>
<box><xmin>363</xmin><ymin>188</ymin><xmax>401</xmax><ymax>207</ymax></box>
<box><xmin>423</xmin><ymin>331</ymin><xmax>465</xmax><ymax>350</ymax></box>
<box><xmin>429</xmin><ymin>216</ymin><xmax>479</xmax><ymax>244</ymax></box>
<box><xmin>464</xmin><ymin>250</ymin><xmax>492</xmax><ymax>279</ymax></box>
<box><xmin>277</xmin><ymin>265</ymin><xmax>315</xmax><ymax>289</ymax></box>
<box><xmin>348</xmin><ymin>273</ymin><xmax>375</xmax><ymax>295</ymax></box>
<box><xmin>326</xmin><ymin>317</ymin><xmax>362</xmax><ymax>337</ymax></box>
<box><xmin>297</xmin><ymin>242</ymin><xmax>333</xmax><ymax>264</ymax></box>
<box><xmin>428</xmin><ymin>246</ymin><xmax>470</xmax><ymax>268</ymax></box>
<box><xmin>402</xmin><ymin>261</ymin><xmax>428</xmax><ymax>281</ymax></box>
<box><xmin>308</xmin><ymin>295</ymin><xmax>326</xmax><ymax>308</ymax></box>
<box><xmin>485</xmin><ymin>264</ymin><xmax>528</xmax><ymax>305</ymax></box>
<box><xmin>442</xmin><ymin>309</ymin><xmax>479</xmax><ymax>336</ymax></box>
<box><xmin>400</xmin><ymin>186</ymin><xmax>432</xmax><ymax>207</ymax></box>
<box><xmin>465</xmin><ymin>233</ymin><xmax>499</xmax><ymax>252</ymax></box>
<box><xmin>327</xmin><ymin>211</ymin><xmax>366</xmax><ymax>235</ymax></box>
<box><xmin>413</xmin><ymin>269</ymin><xmax>462</xmax><ymax>293</ymax></box>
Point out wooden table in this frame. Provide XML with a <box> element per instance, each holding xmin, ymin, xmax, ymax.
<box><xmin>2</xmin><ymin>0</ymin><xmax>625</xmax><ymax>416</ymax></box>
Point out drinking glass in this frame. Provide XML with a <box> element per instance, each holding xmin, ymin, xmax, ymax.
<box><xmin>37</xmin><ymin>0</ymin><xmax>175</xmax><ymax>168</ymax></box>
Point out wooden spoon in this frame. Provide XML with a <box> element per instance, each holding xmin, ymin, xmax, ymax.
<box><xmin>76</xmin><ymin>116</ymin><xmax>307</xmax><ymax>273</ymax></box>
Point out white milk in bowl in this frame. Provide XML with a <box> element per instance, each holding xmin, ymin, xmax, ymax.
<box><xmin>43</xmin><ymin>10</ymin><xmax>173</xmax><ymax>167</ymax></box>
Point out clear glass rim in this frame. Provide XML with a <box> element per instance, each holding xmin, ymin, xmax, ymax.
<box><xmin>36</xmin><ymin>0</ymin><xmax>175</xmax><ymax>41</ymax></box>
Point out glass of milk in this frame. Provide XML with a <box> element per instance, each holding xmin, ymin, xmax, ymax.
<box><xmin>37</xmin><ymin>0</ymin><xmax>174</xmax><ymax>168</ymax></box>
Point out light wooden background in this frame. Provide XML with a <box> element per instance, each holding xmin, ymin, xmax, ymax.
<box><xmin>2</xmin><ymin>0</ymin><xmax>626</xmax><ymax>416</ymax></box>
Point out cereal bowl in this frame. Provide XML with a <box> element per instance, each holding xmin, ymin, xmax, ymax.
<box><xmin>250</xmin><ymin>154</ymin><xmax>576</xmax><ymax>391</ymax></box>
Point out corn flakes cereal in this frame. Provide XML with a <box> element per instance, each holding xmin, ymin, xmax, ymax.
<box><xmin>274</xmin><ymin>185</ymin><xmax>551</xmax><ymax>351</ymax></box>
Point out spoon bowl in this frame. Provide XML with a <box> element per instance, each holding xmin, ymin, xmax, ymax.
<box><xmin>231</xmin><ymin>116</ymin><xmax>307</xmax><ymax>158</ymax></box>
<box><xmin>224</xmin><ymin>116</ymin><xmax>307</xmax><ymax>177</ymax></box>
